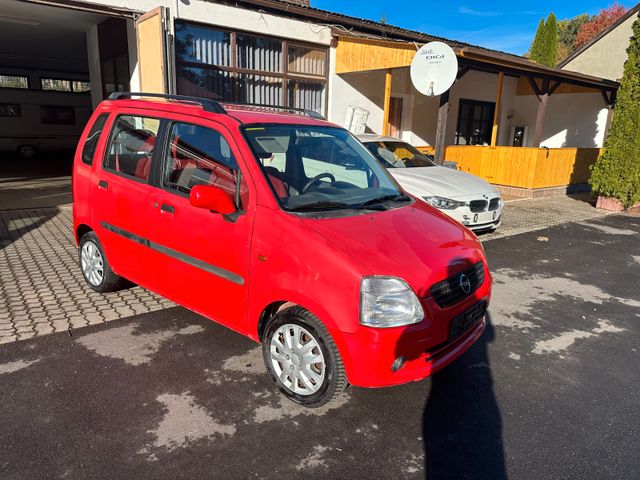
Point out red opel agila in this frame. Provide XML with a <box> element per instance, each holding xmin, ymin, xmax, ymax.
<box><xmin>72</xmin><ymin>93</ymin><xmax>491</xmax><ymax>407</ymax></box>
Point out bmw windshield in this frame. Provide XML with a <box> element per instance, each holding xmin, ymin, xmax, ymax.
<box><xmin>243</xmin><ymin>125</ymin><xmax>409</xmax><ymax>212</ymax></box>
<box><xmin>365</xmin><ymin>141</ymin><xmax>436</xmax><ymax>168</ymax></box>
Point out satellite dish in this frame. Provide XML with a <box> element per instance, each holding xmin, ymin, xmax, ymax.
<box><xmin>410</xmin><ymin>41</ymin><xmax>458</xmax><ymax>97</ymax></box>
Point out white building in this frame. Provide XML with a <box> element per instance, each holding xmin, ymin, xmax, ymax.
<box><xmin>0</xmin><ymin>0</ymin><xmax>619</xmax><ymax>195</ymax></box>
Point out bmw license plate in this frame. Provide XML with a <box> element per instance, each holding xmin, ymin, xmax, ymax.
<box><xmin>448</xmin><ymin>301</ymin><xmax>487</xmax><ymax>342</ymax></box>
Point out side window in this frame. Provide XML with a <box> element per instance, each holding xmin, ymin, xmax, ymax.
<box><xmin>163</xmin><ymin>122</ymin><xmax>248</xmax><ymax>206</ymax></box>
<box><xmin>104</xmin><ymin>115</ymin><xmax>160</xmax><ymax>182</ymax></box>
<box><xmin>81</xmin><ymin>113</ymin><xmax>108</xmax><ymax>165</ymax></box>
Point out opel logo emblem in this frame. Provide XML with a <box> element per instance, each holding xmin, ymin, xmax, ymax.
<box><xmin>459</xmin><ymin>273</ymin><xmax>471</xmax><ymax>294</ymax></box>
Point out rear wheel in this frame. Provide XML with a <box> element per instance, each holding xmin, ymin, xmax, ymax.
<box><xmin>79</xmin><ymin>232</ymin><xmax>128</xmax><ymax>292</ymax></box>
<box><xmin>262</xmin><ymin>306</ymin><xmax>348</xmax><ymax>407</ymax></box>
<box><xmin>17</xmin><ymin>145</ymin><xmax>37</xmax><ymax>159</ymax></box>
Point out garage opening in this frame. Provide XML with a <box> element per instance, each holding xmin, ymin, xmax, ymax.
<box><xmin>0</xmin><ymin>0</ymin><xmax>135</xmax><ymax>210</ymax></box>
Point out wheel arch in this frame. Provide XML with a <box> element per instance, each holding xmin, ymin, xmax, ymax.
<box><xmin>75</xmin><ymin>223</ymin><xmax>93</xmax><ymax>245</ymax></box>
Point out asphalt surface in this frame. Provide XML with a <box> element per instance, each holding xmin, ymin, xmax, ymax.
<box><xmin>1</xmin><ymin>214</ymin><xmax>639</xmax><ymax>479</ymax></box>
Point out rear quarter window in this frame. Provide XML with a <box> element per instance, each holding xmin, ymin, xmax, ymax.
<box><xmin>81</xmin><ymin>113</ymin><xmax>108</xmax><ymax>165</ymax></box>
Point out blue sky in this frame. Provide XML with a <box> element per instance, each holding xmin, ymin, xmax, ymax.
<box><xmin>312</xmin><ymin>1</ymin><xmax>634</xmax><ymax>55</ymax></box>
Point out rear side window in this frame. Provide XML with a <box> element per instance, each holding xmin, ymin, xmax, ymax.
<box><xmin>81</xmin><ymin>114</ymin><xmax>108</xmax><ymax>165</ymax></box>
<box><xmin>163</xmin><ymin>121</ymin><xmax>248</xmax><ymax>206</ymax></box>
<box><xmin>104</xmin><ymin>115</ymin><xmax>160</xmax><ymax>182</ymax></box>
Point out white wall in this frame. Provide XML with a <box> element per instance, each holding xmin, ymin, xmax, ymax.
<box><xmin>329</xmin><ymin>70</ymin><xmax>386</xmax><ymax>133</ymax></box>
<box><xmin>511</xmin><ymin>92</ymin><xmax>610</xmax><ymax>148</ymax></box>
<box><xmin>88</xmin><ymin>0</ymin><xmax>332</xmax><ymax>46</ymax></box>
<box><xmin>329</xmin><ymin>64</ymin><xmax>610</xmax><ymax>148</ymax></box>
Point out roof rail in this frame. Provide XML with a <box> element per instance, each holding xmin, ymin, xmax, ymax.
<box><xmin>222</xmin><ymin>102</ymin><xmax>325</xmax><ymax>120</ymax></box>
<box><xmin>108</xmin><ymin>92</ymin><xmax>227</xmax><ymax>114</ymax></box>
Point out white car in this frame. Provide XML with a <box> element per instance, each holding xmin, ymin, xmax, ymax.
<box><xmin>358</xmin><ymin>135</ymin><xmax>503</xmax><ymax>232</ymax></box>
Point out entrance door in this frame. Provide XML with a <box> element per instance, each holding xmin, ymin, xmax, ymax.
<box><xmin>455</xmin><ymin>99</ymin><xmax>495</xmax><ymax>145</ymax></box>
<box><xmin>135</xmin><ymin>7</ymin><xmax>170</xmax><ymax>93</ymax></box>
<box><xmin>147</xmin><ymin>116</ymin><xmax>253</xmax><ymax>333</ymax></box>
<box><xmin>388</xmin><ymin>97</ymin><xmax>403</xmax><ymax>138</ymax></box>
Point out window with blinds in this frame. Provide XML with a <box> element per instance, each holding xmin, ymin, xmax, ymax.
<box><xmin>175</xmin><ymin>21</ymin><xmax>327</xmax><ymax>115</ymax></box>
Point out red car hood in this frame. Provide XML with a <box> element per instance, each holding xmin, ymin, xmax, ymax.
<box><xmin>302</xmin><ymin>201</ymin><xmax>485</xmax><ymax>297</ymax></box>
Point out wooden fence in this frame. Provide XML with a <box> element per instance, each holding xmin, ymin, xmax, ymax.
<box><xmin>442</xmin><ymin>146</ymin><xmax>601</xmax><ymax>189</ymax></box>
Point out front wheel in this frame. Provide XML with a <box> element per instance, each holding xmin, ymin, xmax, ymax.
<box><xmin>262</xmin><ymin>306</ymin><xmax>348</xmax><ymax>407</ymax></box>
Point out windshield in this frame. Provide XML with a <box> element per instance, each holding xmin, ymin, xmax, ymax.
<box><xmin>365</xmin><ymin>141</ymin><xmax>436</xmax><ymax>168</ymax></box>
<box><xmin>243</xmin><ymin>125</ymin><xmax>407</xmax><ymax>212</ymax></box>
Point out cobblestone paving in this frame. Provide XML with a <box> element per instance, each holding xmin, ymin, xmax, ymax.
<box><xmin>0</xmin><ymin>207</ymin><xmax>173</xmax><ymax>344</ymax></box>
<box><xmin>0</xmin><ymin>195</ymin><xmax>611</xmax><ymax>344</ymax></box>
<box><xmin>480</xmin><ymin>194</ymin><xmax>610</xmax><ymax>241</ymax></box>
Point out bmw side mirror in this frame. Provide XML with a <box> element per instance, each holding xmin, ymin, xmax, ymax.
<box><xmin>190</xmin><ymin>185</ymin><xmax>236</xmax><ymax>215</ymax></box>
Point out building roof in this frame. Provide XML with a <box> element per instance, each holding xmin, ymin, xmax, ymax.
<box><xmin>229</xmin><ymin>0</ymin><xmax>526</xmax><ymax>62</ymax></box>
<box><xmin>558</xmin><ymin>3</ymin><xmax>640</xmax><ymax>68</ymax></box>
<box><xmin>227</xmin><ymin>0</ymin><xmax>618</xmax><ymax>90</ymax></box>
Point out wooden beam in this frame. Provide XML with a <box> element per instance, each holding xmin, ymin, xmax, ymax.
<box><xmin>526</xmin><ymin>76</ymin><xmax>542</xmax><ymax>98</ymax></box>
<box><xmin>549</xmin><ymin>80</ymin><xmax>562</xmax><ymax>95</ymax></box>
<box><xmin>601</xmin><ymin>88</ymin><xmax>617</xmax><ymax>107</ymax></box>
<box><xmin>382</xmin><ymin>69</ymin><xmax>392</xmax><ymax>136</ymax></box>
<box><xmin>533</xmin><ymin>79</ymin><xmax>550</xmax><ymax>147</ymax></box>
<box><xmin>456</xmin><ymin>65</ymin><xmax>470</xmax><ymax>80</ymax></box>
<box><xmin>434</xmin><ymin>90</ymin><xmax>450</xmax><ymax>165</ymax></box>
<box><xmin>491</xmin><ymin>72</ymin><xmax>504</xmax><ymax>146</ymax></box>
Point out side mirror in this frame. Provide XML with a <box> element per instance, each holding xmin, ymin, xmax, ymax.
<box><xmin>190</xmin><ymin>185</ymin><xmax>235</xmax><ymax>215</ymax></box>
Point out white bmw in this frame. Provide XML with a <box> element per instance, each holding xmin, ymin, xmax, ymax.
<box><xmin>358</xmin><ymin>134</ymin><xmax>503</xmax><ymax>232</ymax></box>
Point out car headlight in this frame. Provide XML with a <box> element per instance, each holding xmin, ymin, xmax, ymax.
<box><xmin>423</xmin><ymin>196</ymin><xmax>465</xmax><ymax>210</ymax></box>
<box><xmin>360</xmin><ymin>276</ymin><xmax>424</xmax><ymax>328</ymax></box>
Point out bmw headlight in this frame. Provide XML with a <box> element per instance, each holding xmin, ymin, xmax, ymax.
<box><xmin>360</xmin><ymin>277</ymin><xmax>424</xmax><ymax>328</ymax></box>
<box><xmin>424</xmin><ymin>196</ymin><xmax>465</xmax><ymax>210</ymax></box>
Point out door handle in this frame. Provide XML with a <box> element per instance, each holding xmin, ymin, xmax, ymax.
<box><xmin>98</xmin><ymin>180</ymin><xmax>108</xmax><ymax>189</ymax></box>
<box><xmin>160</xmin><ymin>204</ymin><xmax>175</xmax><ymax>214</ymax></box>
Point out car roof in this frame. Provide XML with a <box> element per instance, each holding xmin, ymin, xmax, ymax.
<box><xmin>355</xmin><ymin>134</ymin><xmax>405</xmax><ymax>143</ymax></box>
<box><xmin>101</xmin><ymin>97</ymin><xmax>333</xmax><ymax>128</ymax></box>
<box><xmin>224</xmin><ymin>106</ymin><xmax>333</xmax><ymax>127</ymax></box>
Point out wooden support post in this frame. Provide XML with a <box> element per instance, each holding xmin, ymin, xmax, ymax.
<box><xmin>490</xmin><ymin>72</ymin><xmax>504</xmax><ymax>146</ymax></box>
<box><xmin>434</xmin><ymin>90</ymin><xmax>450</xmax><ymax>165</ymax></box>
<box><xmin>533</xmin><ymin>79</ymin><xmax>550</xmax><ymax>148</ymax></box>
<box><xmin>382</xmin><ymin>69</ymin><xmax>392</xmax><ymax>135</ymax></box>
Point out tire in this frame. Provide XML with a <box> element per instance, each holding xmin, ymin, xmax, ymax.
<box><xmin>17</xmin><ymin>145</ymin><xmax>37</xmax><ymax>159</ymax></box>
<box><xmin>79</xmin><ymin>231</ymin><xmax>128</xmax><ymax>293</ymax></box>
<box><xmin>262</xmin><ymin>306</ymin><xmax>348</xmax><ymax>407</ymax></box>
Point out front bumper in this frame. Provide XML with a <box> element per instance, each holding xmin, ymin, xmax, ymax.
<box><xmin>446</xmin><ymin>203</ymin><xmax>503</xmax><ymax>231</ymax></box>
<box><xmin>339</xmin><ymin>289</ymin><xmax>490</xmax><ymax>388</ymax></box>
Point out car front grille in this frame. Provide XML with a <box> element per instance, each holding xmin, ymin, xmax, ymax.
<box><xmin>469</xmin><ymin>200</ymin><xmax>488</xmax><ymax>213</ymax></box>
<box><xmin>488</xmin><ymin>198</ymin><xmax>501</xmax><ymax>211</ymax></box>
<box><xmin>430</xmin><ymin>262</ymin><xmax>485</xmax><ymax>308</ymax></box>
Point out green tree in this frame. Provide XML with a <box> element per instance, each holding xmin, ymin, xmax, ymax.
<box><xmin>529</xmin><ymin>18</ymin><xmax>546</xmax><ymax>62</ymax></box>
<box><xmin>543</xmin><ymin>13</ymin><xmax>558</xmax><ymax>67</ymax></box>
<box><xmin>590</xmin><ymin>15</ymin><xmax>640</xmax><ymax>207</ymax></box>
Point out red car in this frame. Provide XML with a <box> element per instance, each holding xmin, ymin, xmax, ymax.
<box><xmin>72</xmin><ymin>93</ymin><xmax>491</xmax><ymax>407</ymax></box>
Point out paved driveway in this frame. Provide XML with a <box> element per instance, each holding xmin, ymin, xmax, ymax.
<box><xmin>0</xmin><ymin>193</ymin><xmax>608</xmax><ymax>343</ymax></box>
<box><xmin>1</xmin><ymin>214</ymin><xmax>638</xmax><ymax>479</ymax></box>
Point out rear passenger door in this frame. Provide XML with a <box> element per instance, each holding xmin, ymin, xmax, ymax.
<box><xmin>147</xmin><ymin>117</ymin><xmax>253</xmax><ymax>332</ymax></box>
<box><xmin>93</xmin><ymin>113</ymin><xmax>162</xmax><ymax>286</ymax></box>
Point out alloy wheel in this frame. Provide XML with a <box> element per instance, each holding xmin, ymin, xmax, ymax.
<box><xmin>81</xmin><ymin>240</ymin><xmax>104</xmax><ymax>287</ymax></box>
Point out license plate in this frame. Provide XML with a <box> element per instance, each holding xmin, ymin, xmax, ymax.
<box><xmin>448</xmin><ymin>301</ymin><xmax>487</xmax><ymax>342</ymax></box>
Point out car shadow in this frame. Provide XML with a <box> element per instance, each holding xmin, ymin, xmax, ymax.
<box><xmin>421</xmin><ymin>311</ymin><xmax>506</xmax><ymax>479</ymax></box>
<box><xmin>394</xmin><ymin>258</ymin><xmax>506</xmax><ymax>479</ymax></box>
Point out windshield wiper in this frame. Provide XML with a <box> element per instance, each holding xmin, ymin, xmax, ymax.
<box><xmin>289</xmin><ymin>200</ymin><xmax>386</xmax><ymax>212</ymax></box>
<box><xmin>359</xmin><ymin>193</ymin><xmax>412</xmax><ymax>206</ymax></box>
